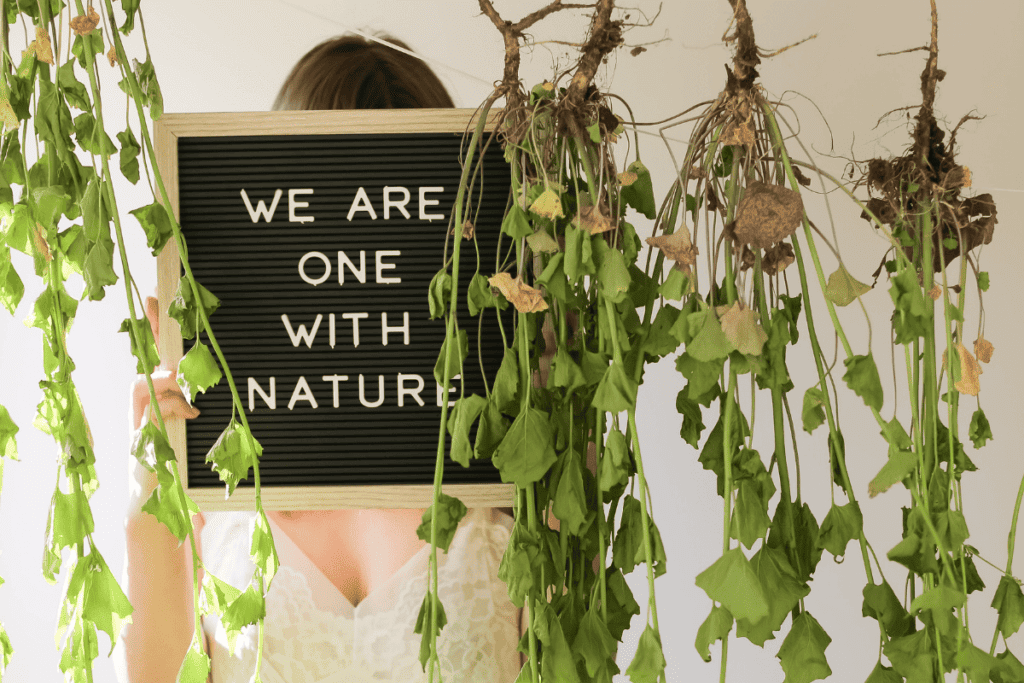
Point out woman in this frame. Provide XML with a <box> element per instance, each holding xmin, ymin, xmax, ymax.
<box><xmin>117</xmin><ymin>35</ymin><xmax>521</xmax><ymax>683</ymax></box>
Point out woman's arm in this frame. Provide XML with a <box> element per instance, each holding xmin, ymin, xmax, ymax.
<box><xmin>114</xmin><ymin>298</ymin><xmax>206</xmax><ymax>683</ymax></box>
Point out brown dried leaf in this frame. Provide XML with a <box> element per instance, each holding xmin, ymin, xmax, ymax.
<box><xmin>0</xmin><ymin>97</ymin><xmax>18</xmax><ymax>132</ymax></box>
<box><xmin>34</xmin><ymin>27</ymin><xmax>53</xmax><ymax>64</ymax></box>
<box><xmin>646</xmin><ymin>231</ymin><xmax>698</xmax><ymax>269</ymax></box>
<box><xmin>488</xmin><ymin>273</ymin><xmax>548</xmax><ymax>314</ymax></box>
<box><xmin>630</xmin><ymin>46</ymin><xmax>647</xmax><ymax>57</ymax></box>
<box><xmin>618</xmin><ymin>171</ymin><xmax>638</xmax><ymax>187</ymax></box>
<box><xmin>107</xmin><ymin>44</ymin><xmax>119</xmax><ymax>67</ymax></box>
<box><xmin>33</xmin><ymin>222</ymin><xmax>52</xmax><ymax>263</ymax></box>
<box><xmin>575</xmin><ymin>204</ymin><xmax>615</xmax><ymax>235</ymax></box>
<box><xmin>461</xmin><ymin>220</ymin><xmax>474</xmax><ymax>240</ymax></box>
<box><xmin>70</xmin><ymin>7</ymin><xmax>100</xmax><ymax>36</ymax></box>
<box><xmin>733</xmin><ymin>181</ymin><xmax>804</xmax><ymax>249</ymax></box>
<box><xmin>974</xmin><ymin>336</ymin><xmax>994</xmax><ymax>364</ymax></box>
<box><xmin>927</xmin><ymin>284</ymin><xmax>942</xmax><ymax>301</ymax></box>
<box><xmin>719</xmin><ymin>301</ymin><xmax>768</xmax><ymax>356</ymax></box>
<box><xmin>762</xmin><ymin>242</ymin><xmax>794</xmax><ymax>275</ymax></box>
<box><xmin>946</xmin><ymin>165</ymin><xmax>971</xmax><ymax>189</ymax></box>
<box><xmin>944</xmin><ymin>343</ymin><xmax>982</xmax><ymax>396</ymax></box>
<box><xmin>720</xmin><ymin>119</ymin><xmax>754</xmax><ymax>148</ymax></box>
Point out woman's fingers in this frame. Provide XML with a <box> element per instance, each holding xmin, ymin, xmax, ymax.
<box><xmin>132</xmin><ymin>371</ymin><xmax>199</xmax><ymax>430</ymax></box>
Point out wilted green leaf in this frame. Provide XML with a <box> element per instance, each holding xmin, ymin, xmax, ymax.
<box><xmin>695</xmin><ymin>605</ymin><xmax>732</xmax><ymax>662</ymax></box>
<box><xmin>204</xmin><ymin>420</ymin><xmax>261</xmax><ymax>496</ymax></box>
<box><xmin>843</xmin><ymin>353</ymin><xmax>884</xmax><ymax>412</ymax></box>
<box><xmin>416</xmin><ymin>493</ymin><xmax>467</xmax><ymax>553</ymax></box>
<box><xmin>492</xmin><ymin>408</ymin><xmax>556</xmax><ymax>486</ymax></box>
<box><xmin>695</xmin><ymin>548</ymin><xmax>768</xmax><ymax>624</ymax></box>
<box><xmin>777</xmin><ymin>611</ymin><xmax>832</xmax><ymax>683</ymax></box>
<box><xmin>176</xmin><ymin>341</ymin><xmax>221</xmax><ymax>403</ymax></box>
<box><xmin>825</xmin><ymin>263</ymin><xmax>871</xmax><ymax>306</ymax></box>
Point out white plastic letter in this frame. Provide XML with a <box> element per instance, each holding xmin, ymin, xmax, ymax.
<box><xmin>376</xmin><ymin>251</ymin><xmax>402</xmax><ymax>284</ymax></box>
<box><xmin>346</xmin><ymin>186</ymin><xmax>378</xmax><ymax>221</ymax></box>
<box><xmin>436</xmin><ymin>377</ymin><xmax>458</xmax><ymax>407</ymax></box>
<box><xmin>298</xmin><ymin>251</ymin><xmax>331</xmax><ymax>286</ymax></box>
<box><xmin>383</xmin><ymin>186</ymin><xmax>411</xmax><ymax>220</ymax></box>
<box><xmin>240</xmin><ymin>188</ymin><xmax>282</xmax><ymax>223</ymax></box>
<box><xmin>358</xmin><ymin>374</ymin><xmax>385</xmax><ymax>408</ymax></box>
<box><xmin>281</xmin><ymin>314</ymin><xmax>323</xmax><ymax>348</ymax></box>
<box><xmin>248</xmin><ymin>377</ymin><xmax>276</xmax><ymax>411</ymax></box>
<box><xmin>288</xmin><ymin>188</ymin><xmax>315</xmax><ymax>223</ymax></box>
<box><xmin>419</xmin><ymin>186</ymin><xmax>444</xmax><ymax>221</ymax></box>
<box><xmin>288</xmin><ymin>376</ymin><xmax>319</xmax><ymax>410</ymax></box>
<box><xmin>322</xmin><ymin>374</ymin><xmax>350</xmax><ymax>408</ymax></box>
<box><xmin>342</xmin><ymin>312</ymin><xmax>368</xmax><ymax>348</ymax></box>
<box><xmin>381</xmin><ymin>312</ymin><xmax>410</xmax><ymax>346</ymax></box>
<box><xmin>338</xmin><ymin>250</ymin><xmax>367</xmax><ymax>285</ymax></box>
<box><xmin>397</xmin><ymin>374</ymin><xmax>425</xmax><ymax>407</ymax></box>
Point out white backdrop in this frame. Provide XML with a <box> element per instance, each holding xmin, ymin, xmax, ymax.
<box><xmin>0</xmin><ymin>1</ymin><xmax>1022</xmax><ymax>681</ymax></box>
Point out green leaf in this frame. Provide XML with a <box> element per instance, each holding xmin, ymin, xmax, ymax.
<box><xmin>862</xmin><ymin>581</ymin><xmax>914</xmax><ymax>639</ymax></box>
<box><xmin>433</xmin><ymin>328</ymin><xmax>468</xmax><ymax>387</ymax></box>
<box><xmin>416</xmin><ymin>493</ymin><xmax>468</xmax><ymax>553</ymax></box>
<box><xmin>552</xmin><ymin>451</ymin><xmax>587</xmax><ymax>535</ymax></box>
<box><xmin>548</xmin><ymin>347</ymin><xmax>586</xmax><ymax>395</ymax></box>
<box><xmin>57</xmin><ymin>59</ymin><xmax>90</xmax><ymax>111</ymax></box>
<box><xmin>887</xmin><ymin>532</ymin><xmax>939</xmax><ymax>576</ymax></box>
<box><xmin>624</xmin><ymin>625</ymin><xmax>666</xmax><ymax>683</ymax></box>
<box><xmin>969</xmin><ymin>408</ymin><xmax>992</xmax><ymax>449</ymax></box>
<box><xmin>563</xmin><ymin>225</ymin><xmax>595</xmax><ymax>283</ymax></box>
<box><xmin>777</xmin><ymin>612</ymin><xmax>832</xmax><ymax>683</ymax></box>
<box><xmin>492</xmin><ymin>407</ymin><xmax>556</xmax><ymax>486</ymax></box>
<box><xmin>957</xmin><ymin>644</ymin><xmax>1000</xmax><ymax>683</ymax></box>
<box><xmin>141</xmin><ymin>465</ymin><xmax>193</xmax><ymax>543</ymax></box>
<box><xmin>501</xmin><ymin>203</ymin><xmax>533</xmax><ymax>239</ymax></box>
<box><xmin>676</xmin><ymin>392</ymin><xmax>706</xmax><ymax>448</ymax></box>
<box><xmin>613</xmin><ymin>495</ymin><xmax>645</xmax><ymax>575</ymax></box>
<box><xmin>427</xmin><ymin>269</ymin><xmax>451</xmax><ymax>319</ymax></box>
<box><xmin>116</xmin><ymin>127</ymin><xmax>141</xmax><ymax>184</ymax></box>
<box><xmin>175</xmin><ymin>635</ymin><xmax>211</xmax><ymax>683</ymax></box>
<box><xmin>695</xmin><ymin>548</ymin><xmax>769</xmax><ymax>624</ymax></box>
<box><xmin>0</xmin><ymin>250</ymin><xmax>25</xmax><ymax>314</ymax></box>
<box><xmin>574</xmin><ymin>606</ymin><xmax>619</xmax><ymax>677</ymax></box>
<box><xmin>526</xmin><ymin>229</ymin><xmax>559</xmax><ymax>254</ymax></box>
<box><xmin>537</xmin><ymin>604</ymin><xmax>581</xmax><ymax>683</ymax></box>
<box><xmin>658</xmin><ymin>267</ymin><xmax>689</xmax><ymax>301</ymax></box>
<box><xmin>80</xmin><ymin>551</ymin><xmax>134</xmax><ymax>655</ymax></box>
<box><xmin>0</xmin><ymin>620</ymin><xmax>12</xmax><ymax>672</ymax></box>
<box><xmin>119</xmin><ymin>0</ymin><xmax>141</xmax><ymax>34</ymax></box>
<box><xmin>118</xmin><ymin>316</ymin><xmax>160</xmax><ymax>374</ymax></box>
<box><xmin>911</xmin><ymin>584</ymin><xmax>964</xmax><ymax>636</ymax></box>
<box><xmin>446</xmin><ymin>394</ymin><xmax>486</xmax><ymax>467</ymax></box>
<box><xmin>801</xmin><ymin>387</ymin><xmax>826</xmax><ymax>433</ymax></box>
<box><xmin>0</xmin><ymin>406</ymin><xmax>18</xmax><ymax>459</ymax></box>
<box><xmin>884</xmin><ymin>630</ymin><xmax>935</xmax><ymax>683</ymax></box>
<box><xmin>620</xmin><ymin>160</ymin><xmax>656</xmax><ymax>219</ymax></box>
<box><xmin>818</xmin><ymin>502</ymin><xmax>863</xmax><ymax>557</ymax></box>
<box><xmin>33</xmin><ymin>185</ymin><xmax>70</xmax><ymax>231</ymax></box>
<box><xmin>994</xmin><ymin>649</ymin><xmax>1024</xmax><ymax>683</ymax></box>
<box><xmin>593</xmin><ymin>361</ymin><xmax>636</xmax><ymax>414</ymax></box>
<box><xmin>676</xmin><ymin>353</ymin><xmax>723</xmax><ymax>405</ymax></box>
<box><xmin>491</xmin><ymin>348</ymin><xmax>519</xmax><ymax>415</ymax></box>
<box><xmin>177</xmin><ymin>341</ymin><xmax>222</xmax><ymax>403</ymax></box>
<box><xmin>201</xmin><ymin>573</ymin><xmax>265</xmax><ymax>648</ymax></box>
<box><xmin>825</xmin><ymin>263</ymin><xmax>871</xmax><ymax>306</ymax></box>
<box><xmin>204</xmin><ymin>420</ymin><xmax>261</xmax><ymax>496</ymax></box>
<box><xmin>730</xmin><ymin>479</ymin><xmax>770</xmax><ymax>549</ymax></box>
<box><xmin>413</xmin><ymin>591</ymin><xmax>448</xmax><ymax>671</ymax></box>
<box><xmin>249</xmin><ymin>511</ymin><xmax>279</xmax><ymax>584</ymax></box>
<box><xmin>865</xmin><ymin>662</ymin><xmax>903</xmax><ymax>683</ymax></box>
<box><xmin>48</xmin><ymin>489</ymin><xmax>95</xmax><ymax>551</ymax></box>
<box><xmin>890</xmin><ymin>268</ymin><xmax>930</xmax><ymax>344</ymax></box>
<box><xmin>130</xmin><ymin>202</ymin><xmax>174</xmax><ymax>256</ymax></box>
<box><xmin>686</xmin><ymin>308</ymin><xmax>734</xmax><ymax>362</ymax></box>
<box><xmin>474</xmin><ymin>400</ymin><xmax>509</xmax><ymax>459</ymax></box>
<box><xmin>536</xmin><ymin>253</ymin><xmax>569</xmax><ymax>303</ymax></box>
<box><xmin>73</xmin><ymin>112</ymin><xmax>117</xmax><ymax>155</ymax></box>
<box><xmin>598</xmin><ymin>427</ymin><xmax>630</xmax><ymax>498</ymax></box>
<box><xmin>467</xmin><ymin>273</ymin><xmax>498</xmax><ymax>316</ymax></box>
<box><xmin>993</xmin><ymin>576</ymin><xmax>1024</xmax><ymax>639</ymax></box>
<box><xmin>868</xmin><ymin>450</ymin><xmax>916</xmax><ymax>498</ymax></box>
<box><xmin>843</xmin><ymin>353</ymin><xmax>884</xmax><ymax>412</ymax></box>
<box><xmin>71</xmin><ymin>32</ymin><xmax>104</xmax><ymax>69</ymax></box>
<box><xmin>596</xmin><ymin>244</ymin><xmax>631</xmax><ymax>304</ymax></box>
<box><xmin>735</xmin><ymin>545</ymin><xmax>809</xmax><ymax>646</ymax></box>
<box><xmin>978</xmin><ymin>271</ymin><xmax>990</xmax><ymax>292</ymax></box>
<box><xmin>695</xmin><ymin>605</ymin><xmax>732</xmax><ymax>662</ymax></box>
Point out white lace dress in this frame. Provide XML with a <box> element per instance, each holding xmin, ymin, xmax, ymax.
<box><xmin>200</xmin><ymin>508</ymin><xmax>521</xmax><ymax>683</ymax></box>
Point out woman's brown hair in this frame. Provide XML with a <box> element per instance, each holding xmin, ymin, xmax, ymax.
<box><xmin>273</xmin><ymin>34</ymin><xmax>455</xmax><ymax>111</ymax></box>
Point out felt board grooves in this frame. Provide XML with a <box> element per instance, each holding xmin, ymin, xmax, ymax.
<box><xmin>177</xmin><ymin>132</ymin><xmax>511</xmax><ymax>489</ymax></box>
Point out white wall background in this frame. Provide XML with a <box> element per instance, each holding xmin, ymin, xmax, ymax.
<box><xmin>0</xmin><ymin>1</ymin><xmax>1021</xmax><ymax>681</ymax></box>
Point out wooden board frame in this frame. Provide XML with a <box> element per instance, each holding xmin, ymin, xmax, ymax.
<box><xmin>154</xmin><ymin>109</ymin><xmax>514</xmax><ymax>511</ymax></box>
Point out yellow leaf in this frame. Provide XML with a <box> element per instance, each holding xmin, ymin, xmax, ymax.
<box><xmin>529</xmin><ymin>189</ymin><xmax>564</xmax><ymax>220</ymax></box>
<box><xmin>70</xmin><ymin>8</ymin><xmax>100</xmax><ymax>36</ymax></box>
<box><xmin>824</xmin><ymin>263</ymin><xmax>871</xmax><ymax>307</ymax></box>
<box><xmin>488</xmin><ymin>273</ymin><xmax>548</xmax><ymax>314</ymax></box>
<box><xmin>574</xmin><ymin>204</ymin><xmax>615</xmax><ymax>235</ymax></box>
<box><xmin>944</xmin><ymin>343</ymin><xmax>982</xmax><ymax>396</ymax></box>
<box><xmin>974</xmin><ymin>336</ymin><xmax>994</xmax><ymax>364</ymax></box>
<box><xmin>34</xmin><ymin>27</ymin><xmax>53</xmax><ymax>65</ymax></box>
<box><xmin>107</xmin><ymin>45</ymin><xmax>119</xmax><ymax>67</ymax></box>
<box><xmin>719</xmin><ymin>301</ymin><xmax>768</xmax><ymax>356</ymax></box>
<box><xmin>646</xmin><ymin>231</ymin><xmax>698</xmax><ymax>271</ymax></box>
<box><xmin>618</xmin><ymin>171</ymin><xmax>638</xmax><ymax>187</ymax></box>
<box><xmin>0</xmin><ymin>97</ymin><xmax>19</xmax><ymax>131</ymax></box>
<box><xmin>927</xmin><ymin>284</ymin><xmax>942</xmax><ymax>301</ymax></box>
